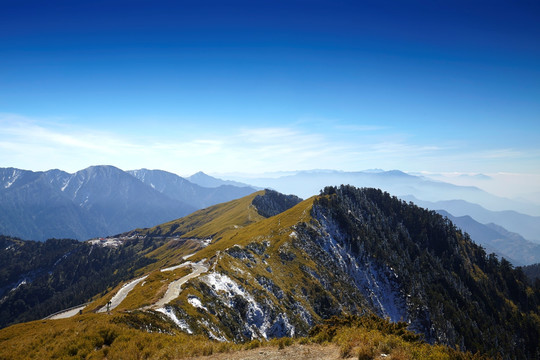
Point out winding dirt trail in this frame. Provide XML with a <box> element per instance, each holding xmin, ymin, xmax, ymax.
<box><xmin>45</xmin><ymin>255</ymin><xmax>208</xmax><ymax>319</ymax></box>
<box><xmin>97</xmin><ymin>275</ymin><xmax>148</xmax><ymax>313</ymax></box>
<box><xmin>46</xmin><ymin>304</ymin><xmax>88</xmax><ymax>320</ymax></box>
<box><xmin>153</xmin><ymin>260</ymin><xmax>208</xmax><ymax>308</ymax></box>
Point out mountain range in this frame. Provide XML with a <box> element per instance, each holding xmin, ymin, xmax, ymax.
<box><xmin>0</xmin><ymin>166</ymin><xmax>256</xmax><ymax>241</ymax></box>
<box><xmin>226</xmin><ymin>169</ymin><xmax>540</xmax><ymax>263</ymax></box>
<box><xmin>403</xmin><ymin>196</ymin><xmax>540</xmax><ymax>243</ymax></box>
<box><xmin>226</xmin><ymin>169</ymin><xmax>540</xmax><ymax>216</ymax></box>
<box><xmin>437</xmin><ymin>210</ymin><xmax>540</xmax><ymax>266</ymax></box>
<box><xmin>0</xmin><ymin>187</ymin><xmax>538</xmax><ymax>359</ymax></box>
<box><xmin>2</xmin><ymin>165</ymin><xmax>539</xmax><ymax>267</ymax></box>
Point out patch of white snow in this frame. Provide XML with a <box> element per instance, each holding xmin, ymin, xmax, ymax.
<box><xmin>187</xmin><ymin>295</ymin><xmax>208</xmax><ymax>311</ymax></box>
<box><xmin>202</xmin><ymin>272</ymin><xmax>295</xmax><ymax>339</ymax></box>
<box><xmin>156</xmin><ymin>306</ymin><xmax>192</xmax><ymax>334</ymax></box>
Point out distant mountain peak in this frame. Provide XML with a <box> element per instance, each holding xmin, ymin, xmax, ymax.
<box><xmin>187</xmin><ymin>171</ymin><xmax>255</xmax><ymax>189</ymax></box>
<box><xmin>0</xmin><ymin>166</ymin><xmax>258</xmax><ymax>241</ymax></box>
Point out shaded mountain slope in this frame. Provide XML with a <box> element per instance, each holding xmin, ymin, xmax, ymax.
<box><xmin>522</xmin><ymin>263</ymin><xmax>540</xmax><ymax>284</ymax></box>
<box><xmin>63</xmin><ymin>166</ymin><xmax>197</xmax><ymax>236</ymax></box>
<box><xmin>404</xmin><ymin>196</ymin><xmax>540</xmax><ymax>243</ymax></box>
<box><xmin>0</xmin><ymin>166</ymin><xmax>260</xmax><ymax>241</ymax></box>
<box><xmin>0</xmin><ymin>168</ymin><xmax>95</xmax><ymax>240</ymax></box>
<box><xmin>129</xmin><ymin>169</ymin><xmax>256</xmax><ymax>209</ymax></box>
<box><xmin>0</xmin><ymin>235</ymin><xmax>157</xmax><ymax>329</ymax></box>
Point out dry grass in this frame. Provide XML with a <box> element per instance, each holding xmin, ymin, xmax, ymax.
<box><xmin>0</xmin><ymin>312</ymin><xmax>490</xmax><ymax>360</ymax></box>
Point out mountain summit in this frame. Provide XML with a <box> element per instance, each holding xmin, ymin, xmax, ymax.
<box><xmin>187</xmin><ymin>171</ymin><xmax>253</xmax><ymax>189</ymax></box>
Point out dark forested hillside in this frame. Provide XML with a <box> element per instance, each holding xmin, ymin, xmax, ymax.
<box><xmin>0</xmin><ymin>235</ymin><xmax>156</xmax><ymax>328</ymax></box>
<box><xmin>522</xmin><ymin>263</ymin><xmax>540</xmax><ymax>284</ymax></box>
<box><xmin>310</xmin><ymin>186</ymin><xmax>540</xmax><ymax>358</ymax></box>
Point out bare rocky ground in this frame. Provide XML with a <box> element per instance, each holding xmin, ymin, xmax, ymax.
<box><xmin>186</xmin><ymin>344</ymin><xmax>355</xmax><ymax>360</ymax></box>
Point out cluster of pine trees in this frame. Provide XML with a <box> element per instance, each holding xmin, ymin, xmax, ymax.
<box><xmin>316</xmin><ymin>186</ymin><xmax>540</xmax><ymax>358</ymax></box>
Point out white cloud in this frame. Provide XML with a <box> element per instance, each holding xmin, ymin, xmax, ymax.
<box><xmin>1</xmin><ymin>113</ymin><xmax>538</xmax><ymax>191</ymax></box>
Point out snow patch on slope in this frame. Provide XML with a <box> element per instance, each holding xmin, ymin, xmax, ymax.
<box><xmin>202</xmin><ymin>272</ymin><xmax>294</xmax><ymax>339</ymax></box>
<box><xmin>4</xmin><ymin>169</ymin><xmax>21</xmax><ymax>189</ymax></box>
<box><xmin>156</xmin><ymin>306</ymin><xmax>192</xmax><ymax>334</ymax></box>
<box><xmin>188</xmin><ymin>295</ymin><xmax>208</xmax><ymax>312</ymax></box>
<box><xmin>312</xmin><ymin>205</ymin><xmax>409</xmax><ymax>323</ymax></box>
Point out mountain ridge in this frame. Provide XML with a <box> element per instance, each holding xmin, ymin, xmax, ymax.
<box><xmin>128</xmin><ymin>168</ymin><xmax>257</xmax><ymax>209</ymax></box>
<box><xmin>225</xmin><ymin>169</ymin><xmax>540</xmax><ymax>216</ymax></box>
<box><xmin>0</xmin><ymin>166</ymin><xmax>257</xmax><ymax>241</ymax></box>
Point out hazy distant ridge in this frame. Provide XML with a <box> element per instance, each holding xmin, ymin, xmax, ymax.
<box><xmin>0</xmin><ymin>166</ymin><xmax>257</xmax><ymax>241</ymax></box>
<box><xmin>228</xmin><ymin>169</ymin><xmax>540</xmax><ymax>216</ymax></box>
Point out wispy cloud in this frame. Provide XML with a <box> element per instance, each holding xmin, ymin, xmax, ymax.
<box><xmin>0</xmin><ymin>113</ymin><xmax>538</xmax><ymax>179</ymax></box>
<box><xmin>334</xmin><ymin>124</ymin><xmax>388</xmax><ymax>132</ymax></box>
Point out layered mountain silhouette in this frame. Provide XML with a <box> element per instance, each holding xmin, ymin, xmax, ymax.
<box><xmin>437</xmin><ymin>210</ymin><xmax>540</xmax><ymax>266</ymax></box>
<box><xmin>229</xmin><ymin>169</ymin><xmax>540</xmax><ymax>216</ymax></box>
<box><xmin>1</xmin><ymin>187</ymin><xmax>538</xmax><ymax>359</ymax></box>
<box><xmin>129</xmin><ymin>169</ymin><xmax>257</xmax><ymax>209</ymax></box>
<box><xmin>404</xmin><ymin>196</ymin><xmax>540</xmax><ymax>243</ymax></box>
<box><xmin>0</xmin><ymin>166</ymin><xmax>256</xmax><ymax>241</ymax></box>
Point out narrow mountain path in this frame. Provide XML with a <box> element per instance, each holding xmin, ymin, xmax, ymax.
<box><xmin>153</xmin><ymin>260</ymin><xmax>208</xmax><ymax>308</ymax></box>
<box><xmin>45</xmin><ymin>253</ymin><xmax>207</xmax><ymax>319</ymax></box>
<box><xmin>97</xmin><ymin>275</ymin><xmax>148</xmax><ymax>313</ymax></box>
<box><xmin>187</xmin><ymin>344</ymin><xmax>347</xmax><ymax>360</ymax></box>
<box><xmin>45</xmin><ymin>304</ymin><xmax>88</xmax><ymax>320</ymax></box>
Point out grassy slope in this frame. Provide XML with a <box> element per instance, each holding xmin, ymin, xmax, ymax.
<box><xmin>128</xmin><ymin>190</ymin><xmax>268</xmax><ymax>273</ymax></box>
<box><xmin>0</xmin><ymin>313</ymin><xmax>486</xmax><ymax>359</ymax></box>
<box><xmin>86</xmin><ymin>190</ymin><xmax>295</xmax><ymax>317</ymax></box>
<box><xmin>131</xmin><ymin>190</ymin><xmax>266</xmax><ymax>240</ymax></box>
<box><xmin>190</xmin><ymin>194</ymin><xmax>315</xmax><ymax>260</ymax></box>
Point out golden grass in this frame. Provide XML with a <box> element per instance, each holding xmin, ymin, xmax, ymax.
<box><xmin>0</xmin><ymin>312</ymin><xmax>489</xmax><ymax>360</ymax></box>
<box><xmin>0</xmin><ymin>313</ymin><xmax>242</xmax><ymax>360</ymax></box>
<box><xmin>118</xmin><ymin>267</ymin><xmax>192</xmax><ymax>311</ymax></box>
<box><xmin>141</xmin><ymin>238</ymin><xmax>205</xmax><ymax>274</ymax></box>
<box><xmin>188</xmin><ymin>196</ymin><xmax>315</xmax><ymax>263</ymax></box>
<box><xmin>135</xmin><ymin>191</ymin><xmax>266</xmax><ymax>241</ymax></box>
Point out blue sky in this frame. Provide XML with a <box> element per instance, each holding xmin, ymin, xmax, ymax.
<box><xmin>1</xmin><ymin>1</ymin><xmax>539</xmax><ymax>198</ymax></box>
